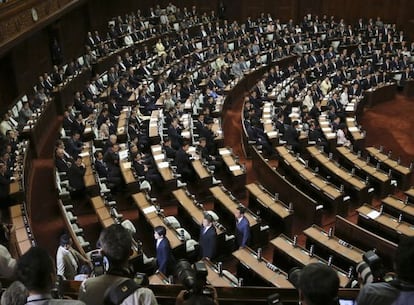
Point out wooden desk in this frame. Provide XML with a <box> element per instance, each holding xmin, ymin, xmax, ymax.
<box><xmin>307</xmin><ymin>146</ymin><xmax>369</xmax><ymax>206</ymax></box>
<box><xmin>405</xmin><ymin>187</ymin><xmax>414</xmax><ymax>202</ymax></box>
<box><xmin>151</xmin><ymin>145</ymin><xmax>176</xmax><ymax>189</ymax></box>
<box><xmin>271</xmin><ymin>235</ymin><xmax>349</xmax><ymax>287</ymax></box>
<box><xmin>357</xmin><ymin>205</ymin><xmax>414</xmax><ymax>243</ymax></box>
<box><xmin>203</xmin><ymin>258</ymin><xmax>238</xmax><ymax>287</ymax></box>
<box><xmin>303</xmin><ymin>225</ymin><xmax>364</xmax><ymax>266</ymax></box>
<box><xmin>381</xmin><ymin>196</ymin><xmax>414</xmax><ymax>224</ymax></box>
<box><xmin>233</xmin><ymin>247</ymin><xmax>293</xmax><ymax>288</ymax></box>
<box><xmin>90</xmin><ymin>196</ymin><xmax>115</xmax><ymax>228</ymax></box>
<box><xmin>336</xmin><ymin>146</ymin><xmax>392</xmax><ymax>197</ymax></box>
<box><xmin>335</xmin><ymin>216</ymin><xmax>397</xmax><ymax>269</ymax></box>
<box><xmin>251</xmin><ymin>146</ymin><xmax>321</xmax><ymax>234</ymax></box>
<box><xmin>132</xmin><ymin>192</ymin><xmax>184</xmax><ymax>252</ymax></box>
<box><xmin>245</xmin><ymin>183</ymin><xmax>294</xmax><ymax>237</ymax></box>
<box><xmin>210</xmin><ymin>186</ymin><xmax>261</xmax><ymax>246</ymax></box>
<box><xmin>364</xmin><ymin>83</ymin><xmax>397</xmax><ymax>108</ymax></box>
<box><xmin>120</xmin><ymin>160</ymin><xmax>140</xmax><ymax>193</ymax></box>
<box><xmin>365</xmin><ymin>146</ymin><xmax>412</xmax><ymax>190</ymax></box>
<box><xmin>277</xmin><ymin>146</ymin><xmax>345</xmax><ymax>215</ymax></box>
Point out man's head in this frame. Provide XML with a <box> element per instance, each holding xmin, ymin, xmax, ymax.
<box><xmin>59</xmin><ymin>234</ymin><xmax>73</xmax><ymax>249</ymax></box>
<box><xmin>16</xmin><ymin>247</ymin><xmax>56</xmax><ymax>293</ymax></box>
<box><xmin>154</xmin><ymin>226</ymin><xmax>166</xmax><ymax>240</ymax></box>
<box><xmin>202</xmin><ymin>213</ymin><xmax>214</xmax><ymax>227</ymax></box>
<box><xmin>235</xmin><ymin>206</ymin><xmax>246</xmax><ymax>220</ymax></box>
<box><xmin>98</xmin><ymin>224</ymin><xmax>132</xmax><ymax>267</ymax></box>
<box><xmin>395</xmin><ymin>236</ymin><xmax>414</xmax><ymax>283</ymax></box>
<box><xmin>1</xmin><ymin>281</ymin><xmax>28</xmax><ymax>305</ymax></box>
<box><xmin>298</xmin><ymin>263</ymin><xmax>339</xmax><ymax>305</ymax></box>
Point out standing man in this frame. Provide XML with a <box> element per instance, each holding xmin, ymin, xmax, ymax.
<box><xmin>199</xmin><ymin>213</ymin><xmax>217</xmax><ymax>259</ymax></box>
<box><xmin>154</xmin><ymin>225</ymin><xmax>175</xmax><ymax>276</ymax></box>
<box><xmin>235</xmin><ymin>206</ymin><xmax>250</xmax><ymax>249</ymax></box>
<box><xmin>56</xmin><ymin>234</ymin><xmax>91</xmax><ymax>280</ymax></box>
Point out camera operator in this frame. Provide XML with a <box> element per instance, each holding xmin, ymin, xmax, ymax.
<box><xmin>356</xmin><ymin>236</ymin><xmax>414</xmax><ymax>305</ymax></box>
<box><xmin>175</xmin><ymin>260</ymin><xmax>219</xmax><ymax>305</ymax></box>
<box><xmin>16</xmin><ymin>247</ymin><xmax>85</xmax><ymax>305</ymax></box>
<box><xmin>78</xmin><ymin>224</ymin><xmax>158</xmax><ymax>305</ymax></box>
<box><xmin>295</xmin><ymin>263</ymin><xmax>340</xmax><ymax>305</ymax></box>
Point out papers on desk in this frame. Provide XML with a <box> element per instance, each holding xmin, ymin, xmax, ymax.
<box><xmin>229</xmin><ymin>165</ymin><xmax>241</xmax><ymax>171</ymax></box>
<box><xmin>119</xmin><ymin>150</ymin><xmax>128</xmax><ymax>160</ymax></box>
<box><xmin>158</xmin><ymin>162</ymin><xmax>169</xmax><ymax>169</ymax></box>
<box><xmin>123</xmin><ymin>162</ymin><xmax>131</xmax><ymax>169</ymax></box>
<box><xmin>152</xmin><ymin>146</ymin><xmax>162</xmax><ymax>152</ymax></box>
<box><xmin>181</xmin><ymin>131</ymin><xmax>191</xmax><ymax>138</ymax></box>
<box><xmin>266</xmin><ymin>131</ymin><xmax>278</xmax><ymax>138</ymax></box>
<box><xmin>367</xmin><ymin>210</ymin><xmax>381</xmax><ymax>219</ymax></box>
<box><xmin>348</xmin><ymin>127</ymin><xmax>359</xmax><ymax>132</ymax></box>
<box><xmin>117</xmin><ymin>127</ymin><xmax>124</xmax><ymax>133</ymax></box>
<box><xmin>326</xmin><ymin>132</ymin><xmax>337</xmax><ymax>138</ymax></box>
<box><xmin>79</xmin><ymin>152</ymin><xmax>89</xmax><ymax>157</ymax></box>
<box><xmin>219</xmin><ymin>149</ymin><xmax>231</xmax><ymax>156</ymax></box>
<box><xmin>188</xmin><ymin>146</ymin><xmax>196</xmax><ymax>153</ymax></box>
<box><xmin>154</xmin><ymin>153</ymin><xmax>165</xmax><ymax>160</ymax></box>
<box><xmin>322</xmin><ymin>127</ymin><xmax>332</xmax><ymax>132</ymax></box>
<box><xmin>142</xmin><ymin>205</ymin><xmax>157</xmax><ymax>214</ymax></box>
<box><xmin>84</xmin><ymin>127</ymin><xmax>92</xmax><ymax>133</ymax></box>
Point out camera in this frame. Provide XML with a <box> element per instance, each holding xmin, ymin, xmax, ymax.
<box><xmin>90</xmin><ymin>250</ymin><xmax>106</xmax><ymax>276</ymax></box>
<box><xmin>175</xmin><ymin>260</ymin><xmax>215</xmax><ymax>300</ymax></box>
<box><xmin>356</xmin><ymin>250</ymin><xmax>386</xmax><ymax>285</ymax></box>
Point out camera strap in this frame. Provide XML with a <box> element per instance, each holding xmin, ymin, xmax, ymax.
<box><xmin>389</xmin><ymin>279</ymin><xmax>414</xmax><ymax>291</ymax></box>
<box><xmin>103</xmin><ymin>278</ymin><xmax>141</xmax><ymax>305</ymax></box>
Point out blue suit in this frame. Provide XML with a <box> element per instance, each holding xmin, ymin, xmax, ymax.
<box><xmin>156</xmin><ymin>238</ymin><xmax>175</xmax><ymax>275</ymax></box>
<box><xmin>235</xmin><ymin>217</ymin><xmax>250</xmax><ymax>248</ymax></box>
<box><xmin>199</xmin><ymin>226</ymin><xmax>217</xmax><ymax>259</ymax></box>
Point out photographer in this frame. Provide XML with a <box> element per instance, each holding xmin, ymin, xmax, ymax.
<box><xmin>175</xmin><ymin>260</ymin><xmax>219</xmax><ymax>305</ymax></box>
<box><xmin>296</xmin><ymin>263</ymin><xmax>340</xmax><ymax>305</ymax></box>
<box><xmin>356</xmin><ymin>236</ymin><xmax>414</xmax><ymax>305</ymax></box>
<box><xmin>16</xmin><ymin>247</ymin><xmax>85</xmax><ymax>305</ymax></box>
<box><xmin>78</xmin><ymin>224</ymin><xmax>157</xmax><ymax>305</ymax></box>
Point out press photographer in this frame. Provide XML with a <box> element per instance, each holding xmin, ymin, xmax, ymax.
<box><xmin>356</xmin><ymin>236</ymin><xmax>414</xmax><ymax>305</ymax></box>
<box><xmin>175</xmin><ymin>260</ymin><xmax>219</xmax><ymax>305</ymax></box>
<box><xmin>288</xmin><ymin>263</ymin><xmax>340</xmax><ymax>305</ymax></box>
<box><xmin>78</xmin><ymin>224</ymin><xmax>158</xmax><ymax>305</ymax></box>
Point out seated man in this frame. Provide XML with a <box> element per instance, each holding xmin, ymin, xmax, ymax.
<box><xmin>175</xmin><ymin>140</ymin><xmax>195</xmax><ymax>183</ymax></box>
<box><xmin>79</xmin><ymin>224</ymin><xmax>158</xmax><ymax>305</ymax></box>
<box><xmin>56</xmin><ymin>234</ymin><xmax>91</xmax><ymax>280</ymax></box>
<box><xmin>68</xmin><ymin>155</ymin><xmax>86</xmax><ymax>197</ymax></box>
<box><xmin>16</xmin><ymin>247</ymin><xmax>85</xmax><ymax>304</ymax></box>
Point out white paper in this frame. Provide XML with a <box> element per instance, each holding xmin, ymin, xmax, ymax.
<box><xmin>142</xmin><ymin>205</ymin><xmax>156</xmax><ymax>214</ymax></box>
<box><xmin>229</xmin><ymin>165</ymin><xmax>241</xmax><ymax>171</ymax></box>
<box><xmin>367</xmin><ymin>210</ymin><xmax>380</xmax><ymax>219</ymax></box>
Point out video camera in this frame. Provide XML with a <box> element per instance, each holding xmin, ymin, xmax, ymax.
<box><xmin>175</xmin><ymin>260</ymin><xmax>215</xmax><ymax>301</ymax></box>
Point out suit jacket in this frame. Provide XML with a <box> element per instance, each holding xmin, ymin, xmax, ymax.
<box><xmin>68</xmin><ymin>163</ymin><xmax>86</xmax><ymax>191</ymax></box>
<box><xmin>56</xmin><ymin>157</ymin><xmax>70</xmax><ymax>173</ymax></box>
<box><xmin>235</xmin><ymin>217</ymin><xmax>250</xmax><ymax>248</ymax></box>
<box><xmin>94</xmin><ymin>160</ymin><xmax>108</xmax><ymax>178</ymax></box>
<box><xmin>0</xmin><ymin>173</ymin><xmax>11</xmax><ymax>200</ymax></box>
<box><xmin>156</xmin><ymin>238</ymin><xmax>175</xmax><ymax>275</ymax></box>
<box><xmin>199</xmin><ymin>225</ymin><xmax>217</xmax><ymax>259</ymax></box>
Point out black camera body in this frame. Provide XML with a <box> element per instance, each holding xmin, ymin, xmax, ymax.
<box><xmin>176</xmin><ymin>260</ymin><xmax>215</xmax><ymax>300</ymax></box>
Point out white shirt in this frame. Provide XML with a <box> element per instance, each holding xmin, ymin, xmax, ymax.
<box><xmin>340</xmin><ymin>91</ymin><xmax>349</xmax><ymax>105</ymax></box>
<box><xmin>0</xmin><ymin>244</ymin><xmax>16</xmax><ymax>278</ymax></box>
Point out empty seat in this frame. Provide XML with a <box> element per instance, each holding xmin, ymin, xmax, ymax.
<box><xmin>164</xmin><ymin>216</ymin><xmax>180</xmax><ymax>229</ymax></box>
<box><xmin>186</xmin><ymin>239</ymin><xmax>199</xmax><ymax>252</ymax></box>
<box><xmin>177</xmin><ymin>228</ymin><xmax>191</xmax><ymax>241</ymax></box>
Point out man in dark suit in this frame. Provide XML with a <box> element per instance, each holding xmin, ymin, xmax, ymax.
<box><xmin>175</xmin><ymin>141</ymin><xmax>195</xmax><ymax>182</ymax></box>
<box><xmin>55</xmin><ymin>148</ymin><xmax>71</xmax><ymax>173</ymax></box>
<box><xmin>67</xmin><ymin>155</ymin><xmax>86</xmax><ymax>198</ymax></box>
<box><xmin>284</xmin><ymin>121</ymin><xmax>301</xmax><ymax>152</ymax></box>
<box><xmin>235</xmin><ymin>206</ymin><xmax>250</xmax><ymax>249</ymax></box>
<box><xmin>66</xmin><ymin>132</ymin><xmax>83</xmax><ymax>158</ymax></box>
<box><xmin>94</xmin><ymin>151</ymin><xmax>108</xmax><ymax>178</ymax></box>
<box><xmin>199</xmin><ymin>213</ymin><xmax>217</xmax><ymax>259</ymax></box>
<box><xmin>0</xmin><ymin>162</ymin><xmax>13</xmax><ymax>208</ymax></box>
<box><xmin>154</xmin><ymin>225</ymin><xmax>175</xmax><ymax>275</ymax></box>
